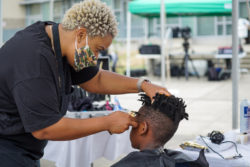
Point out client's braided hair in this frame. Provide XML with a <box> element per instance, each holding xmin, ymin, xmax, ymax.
<box><xmin>138</xmin><ymin>93</ymin><xmax>188</xmax><ymax>124</ymax></box>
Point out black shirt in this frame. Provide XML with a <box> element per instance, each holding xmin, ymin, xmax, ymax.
<box><xmin>0</xmin><ymin>21</ymin><xmax>99</xmax><ymax>159</ymax></box>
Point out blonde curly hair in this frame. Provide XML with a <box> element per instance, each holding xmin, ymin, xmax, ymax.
<box><xmin>62</xmin><ymin>0</ymin><xmax>118</xmax><ymax>37</ymax></box>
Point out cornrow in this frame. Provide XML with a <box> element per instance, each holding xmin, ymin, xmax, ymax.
<box><xmin>138</xmin><ymin>93</ymin><xmax>188</xmax><ymax>124</ymax></box>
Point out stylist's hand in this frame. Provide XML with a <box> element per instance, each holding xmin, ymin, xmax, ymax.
<box><xmin>106</xmin><ymin>111</ymin><xmax>138</xmax><ymax>134</ymax></box>
<box><xmin>141</xmin><ymin>81</ymin><xmax>171</xmax><ymax>100</ymax></box>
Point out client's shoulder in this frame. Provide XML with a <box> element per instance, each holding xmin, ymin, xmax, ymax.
<box><xmin>111</xmin><ymin>150</ymin><xmax>167</xmax><ymax>167</ymax></box>
<box><xmin>111</xmin><ymin>151</ymin><xmax>142</xmax><ymax>167</ymax></box>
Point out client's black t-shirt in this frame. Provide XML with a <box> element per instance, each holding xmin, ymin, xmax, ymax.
<box><xmin>0</xmin><ymin>21</ymin><xmax>99</xmax><ymax>160</ymax></box>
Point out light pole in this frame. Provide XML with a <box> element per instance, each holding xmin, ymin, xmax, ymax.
<box><xmin>126</xmin><ymin>0</ymin><xmax>131</xmax><ymax>77</ymax></box>
<box><xmin>232</xmin><ymin>0</ymin><xmax>239</xmax><ymax>129</ymax></box>
<box><xmin>160</xmin><ymin>0</ymin><xmax>166</xmax><ymax>86</ymax></box>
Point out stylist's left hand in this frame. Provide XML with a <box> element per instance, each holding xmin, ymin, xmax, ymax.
<box><xmin>106</xmin><ymin>111</ymin><xmax>138</xmax><ymax>134</ymax></box>
<box><xmin>141</xmin><ymin>81</ymin><xmax>171</xmax><ymax>100</ymax></box>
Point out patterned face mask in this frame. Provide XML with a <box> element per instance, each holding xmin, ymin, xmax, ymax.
<box><xmin>73</xmin><ymin>35</ymin><xmax>97</xmax><ymax>72</ymax></box>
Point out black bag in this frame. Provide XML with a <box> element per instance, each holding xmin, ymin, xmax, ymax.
<box><xmin>245</xmin><ymin>30</ymin><xmax>250</xmax><ymax>44</ymax></box>
<box><xmin>207</xmin><ymin>67</ymin><xmax>218</xmax><ymax>81</ymax></box>
<box><xmin>67</xmin><ymin>87</ymin><xmax>94</xmax><ymax>111</ymax></box>
<box><xmin>171</xmin><ymin>65</ymin><xmax>182</xmax><ymax>77</ymax></box>
<box><xmin>139</xmin><ymin>45</ymin><xmax>161</xmax><ymax>54</ymax></box>
<box><xmin>124</xmin><ymin>69</ymin><xmax>147</xmax><ymax>77</ymax></box>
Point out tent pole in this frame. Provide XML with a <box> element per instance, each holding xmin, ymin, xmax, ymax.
<box><xmin>232</xmin><ymin>0</ymin><xmax>239</xmax><ymax>129</ymax></box>
<box><xmin>144</xmin><ymin>18</ymin><xmax>149</xmax><ymax>43</ymax></box>
<box><xmin>160</xmin><ymin>0</ymin><xmax>166</xmax><ymax>86</ymax></box>
<box><xmin>126</xmin><ymin>0</ymin><xmax>131</xmax><ymax>77</ymax></box>
<box><xmin>165</xmin><ymin>28</ymin><xmax>171</xmax><ymax>81</ymax></box>
<box><xmin>0</xmin><ymin>0</ymin><xmax>3</xmax><ymax>46</ymax></box>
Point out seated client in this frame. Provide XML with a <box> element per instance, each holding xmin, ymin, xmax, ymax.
<box><xmin>111</xmin><ymin>93</ymin><xmax>208</xmax><ymax>167</ymax></box>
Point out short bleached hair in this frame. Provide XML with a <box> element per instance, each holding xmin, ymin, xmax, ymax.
<box><xmin>62</xmin><ymin>0</ymin><xmax>118</xmax><ymax>37</ymax></box>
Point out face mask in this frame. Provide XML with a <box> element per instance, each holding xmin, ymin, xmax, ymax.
<box><xmin>73</xmin><ymin>35</ymin><xmax>97</xmax><ymax>72</ymax></box>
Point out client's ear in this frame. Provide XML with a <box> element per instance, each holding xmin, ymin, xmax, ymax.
<box><xmin>139</xmin><ymin>121</ymin><xmax>148</xmax><ymax>135</ymax></box>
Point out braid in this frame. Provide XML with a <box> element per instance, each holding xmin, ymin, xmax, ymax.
<box><xmin>137</xmin><ymin>93</ymin><xmax>188</xmax><ymax>145</ymax></box>
<box><xmin>152</xmin><ymin>93</ymin><xmax>188</xmax><ymax>124</ymax></box>
<box><xmin>138</xmin><ymin>93</ymin><xmax>152</xmax><ymax>106</ymax></box>
<box><xmin>139</xmin><ymin>93</ymin><xmax>188</xmax><ymax>124</ymax></box>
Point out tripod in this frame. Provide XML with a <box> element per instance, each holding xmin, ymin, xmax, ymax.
<box><xmin>182</xmin><ymin>38</ymin><xmax>200</xmax><ymax>80</ymax></box>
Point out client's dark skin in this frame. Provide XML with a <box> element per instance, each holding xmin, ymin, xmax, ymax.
<box><xmin>112</xmin><ymin>94</ymin><xmax>209</xmax><ymax>167</ymax></box>
<box><xmin>130</xmin><ymin>107</ymin><xmax>161</xmax><ymax>150</ymax></box>
<box><xmin>129</xmin><ymin>94</ymin><xmax>188</xmax><ymax>151</ymax></box>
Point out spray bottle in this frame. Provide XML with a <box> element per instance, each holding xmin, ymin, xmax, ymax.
<box><xmin>240</xmin><ymin>99</ymin><xmax>250</xmax><ymax>133</ymax></box>
<box><xmin>113</xmin><ymin>96</ymin><xmax>123</xmax><ymax>111</ymax></box>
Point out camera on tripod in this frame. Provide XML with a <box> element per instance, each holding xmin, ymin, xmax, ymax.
<box><xmin>180</xmin><ymin>27</ymin><xmax>191</xmax><ymax>40</ymax></box>
<box><xmin>172</xmin><ymin>26</ymin><xmax>191</xmax><ymax>39</ymax></box>
<box><xmin>180</xmin><ymin>27</ymin><xmax>192</xmax><ymax>52</ymax></box>
<box><xmin>173</xmin><ymin>26</ymin><xmax>199</xmax><ymax>79</ymax></box>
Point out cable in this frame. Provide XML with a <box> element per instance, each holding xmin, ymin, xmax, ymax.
<box><xmin>221</xmin><ymin>141</ymin><xmax>239</xmax><ymax>154</ymax></box>
<box><xmin>221</xmin><ymin>141</ymin><xmax>242</xmax><ymax>159</ymax></box>
<box><xmin>199</xmin><ymin>135</ymin><xmax>243</xmax><ymax>160</ymax></box>
<box><xmin>200</xmin><ymin>135</ymin><xmax>225</xmax><ymax>159</ymax></box>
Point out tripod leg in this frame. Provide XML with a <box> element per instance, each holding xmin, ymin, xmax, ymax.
<box><xmin>189</xmin><ymin>56</ymin><xmax>200</xmax><ymax>78</ymax></box>
<box><xmin>185</xmin><ymin>53</ymin><xmax>189</xmax><ymax>80</ymax></box>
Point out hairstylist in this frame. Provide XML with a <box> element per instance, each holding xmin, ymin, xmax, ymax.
<box><xmin>0</xmin><ymin>0</ymin><xmax>170</xmax><ymax>166</ymax></box>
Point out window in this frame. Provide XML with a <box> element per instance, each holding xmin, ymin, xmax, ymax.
<box><xmin>26</xmin><ymin>4</ymin><xmax>42</xmax><ymax>26</ymax></box>
<box><xmin>181</xmin><ymin>17</ymin><xmax>195</xmax><ymax>36</ymax></box>
<box><xmin>197</xmin><ymin>16</ymin><xmax>215</xmax><ymax>36</ymax></box>
<box><xmin>217</xmin><ymin>25</ymin><xmax>223</xmax><ymax>35</ymax></box>
<box><xmin>239</xmin><ymin>1</ymin><xmax>248</xmax><ymax>18</ymax></box>
<box><xmin>30</xmin><ymin>4</ymin><xmax>41</xmax><ymax>15</ymax></box>
<box><xmin>154</xmin><ymin>17</ymin><xmax>180</xmax><ymax>37</ymax></box>
<box><xmin>216</xmin><ymin>16</ymin><xmax>224</xmax><ymax>36</ymax></box>
<box><xmin>54</xmin><ymin>1</ymin><xmax>63</xmax><ymax>23</ymax></box>
<box><xmin>113</xmin><ymin>0</ymin><xmax>123</xmax><ymax>38</ymax></box>
<box><xmin>114</xmin><ymin>0</ymin><xmax>121</xmax><ymax>9</ymax></box>
<box><xmin>102</xmin><ymin>0</ymin><xmax>112</xmax><ymax>6</ymax></box>
<box><xmin>148</xmin><ymin>18</ymin><xmax>155</xmax><ymax>37</ymax></box>
<box><xmin>101</xmin><ymin>0</ymin><xmax>146</xmax><ymax>39</ymax></box>
<box><xmin>216</xmin><ymin>16</ymin><xmax>232</xmax><ymax>36</ymax></box>
<box><xmin>225</xmin><ymin>16</ymin><xmax>232</xmax><ymax>35</ymax></box>
<box><xmin>156</xmin><ymin>17</ymin><xmax>180</xmax><ymax>27</ymax></box>
<box><xmin>113</xmin><ymin>0</ymin><xmax>122</xmax><ymax>22</ymax></box>
<box><xmin>226</xmin><ymin>24</ymin><xmax>232</xmax><ymax>35</ymax></box>
<box><xmin>131</xmin><ymin>15</ymin><xmax>145</xmax><ymax>38</ymax></box>
<box><xmin>167</xmin><ymin>17</ymin><xmax>179</xmax><ymax>25</ymax></box>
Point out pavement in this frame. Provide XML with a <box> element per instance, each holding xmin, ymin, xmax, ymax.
<box><xmin>41</xmin><ymin>73</ymin><xmax>250</xmax><ymax>167</ymax></box>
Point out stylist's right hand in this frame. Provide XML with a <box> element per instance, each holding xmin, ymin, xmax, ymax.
<box><xmin>106</xmin><ymin>111</ymin><xmax>138</xmax><ymax>134</ymax></box>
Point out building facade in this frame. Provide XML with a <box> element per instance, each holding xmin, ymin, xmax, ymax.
<box><xmin>2</xmin><ymin>0</ymin><xmax>25</xmax><ymax>42</ymax></box>
<box><xmin>1</xmin><ymin>0</ymin><xmax>250</xmax><ymax>42</ymax></box>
